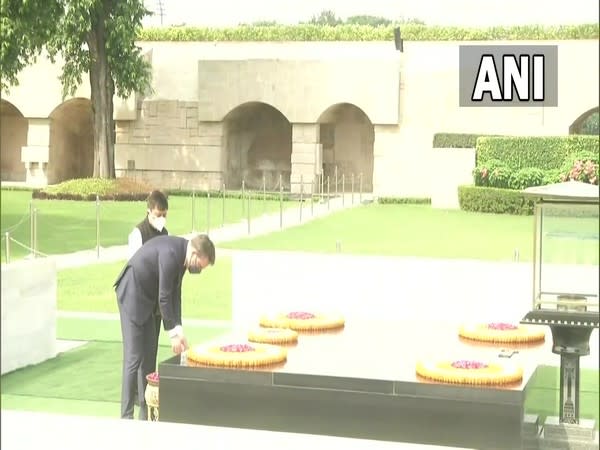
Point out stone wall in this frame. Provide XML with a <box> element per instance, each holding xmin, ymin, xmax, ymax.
<box><xmin>430</xmin><ymin>148</ymin><xmax>476</xmax><ymax>209</ymax></box>
<box><xmin>0</xmin><ymin>112</ymin><xmax>28</xmax><ymax>182</ymax></box>
<box><xmin>3</xmin><ymin>40</ymin><xmax>597</xmax><ymax>198</ymax></box>
<box><xmin>115</xmin><ymin>100</ymin><xmax>224</xmax><ymax>190</ymax></box>
<box><xmin>1</xmin><ymin>258</ymin><xmax>57</xmax><ymax>375</ymax></box>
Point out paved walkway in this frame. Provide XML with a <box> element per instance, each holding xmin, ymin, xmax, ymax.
<box><xmin>38</xmin><ymin>193</ymin><xmax>372</xmax><ymax>270</ymax></box>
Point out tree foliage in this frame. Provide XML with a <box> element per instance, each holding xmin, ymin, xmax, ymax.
<box><xmin>308</xmin><ymin>10</ymin><xmax>343</xmax><ymax>26</ymax></box>
<box><xmin>1</xmin><ymin>0</ymin><xmax>153</xmax><ymax>178</ymax></box>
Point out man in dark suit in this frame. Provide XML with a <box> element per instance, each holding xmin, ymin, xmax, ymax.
<box><xmin>114</xmin><ymin>233</ymin><xmax>216</xmax><ymax>420</ymax></box>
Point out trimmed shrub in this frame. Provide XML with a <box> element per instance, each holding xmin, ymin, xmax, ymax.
<box><xmin>33</xmin><ymin>178</ymin><xmax>158</xmax><ymax>201</ymax></box>
<box><xmin>377</xmin><ymin>197</ymin><xmax>431</xmax><ymax>205</ymax></box>
<box><xmin>476</xmin><ymin>135</ymin><xmax>600</xmax><ymax>171</ymax></box>
<box><xmin>508</xmin><ymin>167</ymin><xmax>546</xmax><ymax>190</ymax></box>
<box><xmin>458</xmin><ymin>186</ymin><xmax>535</xmax><ymax>215</ymax></box>
<box><xmin>137</xmin><ymin>23</ymin><xmax>599</xmax><ymax>42</ymax></box>
<box><xmin>488</xmin><ymin>166</ymin><xmax>512</xmax><ymax>189</ymax></box>
<box><xmin>542</xmin><ymin>168</ymin><xmax>563</xmax><ymax>185</ymax></box>
<box><xmin>472</xmin><ymin>158</ymin><xmax>509</xmax><ymax>187</ymax></box>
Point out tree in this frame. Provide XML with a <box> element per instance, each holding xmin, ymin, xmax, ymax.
<box><xmin>0</xmin><ymin>0</ymin><xmax>152</xmax><ymax>179</ymax></box>
<box><xmin>308</xmin><ymin>10</ymin><xmax>342</xmax><ymax>26</ymax></box>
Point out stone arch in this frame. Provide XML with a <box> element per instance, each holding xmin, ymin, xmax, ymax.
<box><xmin>317</xmin><ymin>103</ymin><xmax>375</xmax><ymax>192</ymax></box>
<box><xmin>569</xmin><ymin>106</ymin><xmax>599</xmax><ymax>135</ymax></box>
<box><xmin>0</xmin><ymin>100</ymin><xmax>28</xmax><ymax>182</ymax></box>
<box><xmin>48</xmin><ymin>98</ymin><xmax>94</xmax><ymax>184</ymax></box>
<box><xmin>223</xmin><ymin>102</ymin><xmax>292</xmax><ymax>190</ymax></box>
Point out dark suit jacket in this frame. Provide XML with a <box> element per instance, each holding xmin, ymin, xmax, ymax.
<box><xmin>114</xmin><ymin>235</ymin><xmax>187</xmax><ymax>331</ymax></box>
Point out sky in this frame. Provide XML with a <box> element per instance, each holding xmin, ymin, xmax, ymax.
<box><xmin>143</xmin><ymin>0</ymin><xmax>599</xmax><ymax>27</ymax></box>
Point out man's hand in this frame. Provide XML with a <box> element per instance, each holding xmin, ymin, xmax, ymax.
<box><xmin>170</xmin><ymin>335</ymin><xmax>188</xmax><ymax>354</ymax></box>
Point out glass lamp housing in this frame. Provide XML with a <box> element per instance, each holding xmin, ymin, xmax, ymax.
<box><xmin>524</xmin><ymin>182</ymin><xmax>599</xmax><ymax>316</ymax></box>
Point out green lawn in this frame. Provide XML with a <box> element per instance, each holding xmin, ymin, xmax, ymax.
<box><xmin>0</xmin><ymin>189</ymin><xmax>292</xmax><ymax>260</ymax></box>
<box><xmin>58</xmin><ymin>256</ymin><xmax>232</xmax><ymax>320</ymax></box>
<box><xmin>525</xmin><ymin>366</ymin><xmax>599</xmax><ymax>428</ymax></box>
<box><xmin>222</xmin><ymin>204</ymin><xmax>599</xmax><ymax>263</ymax></box>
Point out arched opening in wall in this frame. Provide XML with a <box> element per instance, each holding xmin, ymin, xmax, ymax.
<box><xmin>569</xmin><ymin>107</ymin><xmax>599</xmax><ymax>135</ymax></box>
<box><xmin>48</xmin><ymin>98</ymin><xmax>94</xmax><ymax>184</ymax></box>
<box><xmin>317</xmin><ymin>103</ymin><xmax>375</xmax><ymax>192</ymax></box>
<box><xmin>223</xmin><ymin>102</ymin><xmax>292</xmax><ymax>190</ymax></box>
<box><xmin>0</xmin><ymin>100</ymin><xmax>28</xmax><ymax>182</ymax></box>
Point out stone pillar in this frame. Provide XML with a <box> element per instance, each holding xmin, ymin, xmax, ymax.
<box><xmin>21</xmin><ymin>118</ymin><xmax>51</xmax><ymax>186</ymax></box>
<box><xmin>291</xmin><ymin>123</ymin><xmax>321</xmax><ymax>194</ymax></box>
<box><xmin>198</xmin><ymin>121</ymin><xmax>225</xmax><ymax>190</ymax></box>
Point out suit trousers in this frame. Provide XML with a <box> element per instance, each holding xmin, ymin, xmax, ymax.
<box><xmin>118</xmin><ymin>304</ymin><xmax>159</xmax><ymax>420</ymax></box>
<box><xmin>135</xmin><ymin>313</ymin><xmax>162</xmax><ymax>407</ymax></box>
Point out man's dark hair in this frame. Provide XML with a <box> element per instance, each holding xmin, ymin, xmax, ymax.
<box><xmin>147</xmin><ymin>190</ymin><xmax>168</xmax><ymax>211</ymax></box>
<box><xmin>190</xmin><ymin>234</ymin><xmax>216</xmax><ymax>265</ymax></box>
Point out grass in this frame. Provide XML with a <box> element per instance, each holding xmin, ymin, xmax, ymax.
<box><xmin>0</xmin><ymin>189</ymin><xmax>294</xmax><ymax>261</ymax></box>
<box><xmin>58</xmin><ymin>257</ymin><xmax>232</xmax><ymax>320</ymax></box>
<box><xmin>222</xmin><ymin>204</ymin><xmax>599</xmax><ymax>263</ymax></box>
<box><xmin>525</xmin><ymin>366</ymin><xmax>600</xmax><ymax>427</ymax></box>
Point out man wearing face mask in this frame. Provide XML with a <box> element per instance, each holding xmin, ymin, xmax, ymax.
<box><xmin>128</xmin><ymin>190</ymin><xmax>169</xmax><ymax>260</ymax></box>
<box><xmin>114</xmin><ymin>233</ymin><xmax>215</xmax><ymax>420</ymax></box>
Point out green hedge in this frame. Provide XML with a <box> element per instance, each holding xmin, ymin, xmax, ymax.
<box><xmin>377</xmin><ymin>197</ymin><xmax>431</xmax><ymax>205</ymax></box>
<box><xmin>458</xmin><ymin>186</ymin><xmax>535</xmax><ymax>215</ymax></box>
<box><xmin>137</xmin><ymin>23</ymin><xmax>599</xmax><ymax>42</ymax></box>
<box><xmin>433</xmin><ymin>133</ymin><xmax>483</xmax><ymax>148</ymax></box>
<box><xmin>476</xmin><ymin>135</ymin><xmax>600</xmax><ymax>171</ymax></box>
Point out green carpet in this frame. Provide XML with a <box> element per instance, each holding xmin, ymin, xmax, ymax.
<box><xmin>56</xmin><ymin>317</ymin><xmax>228</xmax><ymax>346</ymax></box>
<box><xmin>1</xmin><ymin>318</ymin><xmax>229</xmax><ymax>417</ymax></box>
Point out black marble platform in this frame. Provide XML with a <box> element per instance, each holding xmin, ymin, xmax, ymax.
<box><xmin>158</xmin><ymin>320</ymin><xmax>555</xmax><ymax>449</ymax></box>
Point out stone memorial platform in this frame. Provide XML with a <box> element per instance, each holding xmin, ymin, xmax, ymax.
<box><xmin>158</xmin><ymin>319</ymin><xmax>571</xmax><ymax>449</ymax></box>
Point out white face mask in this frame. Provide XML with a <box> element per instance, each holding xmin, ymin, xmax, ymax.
<box><xmin>151</xmin><ymin>216</ymin><xmax>166</xmax><ymax>232</ymax></box>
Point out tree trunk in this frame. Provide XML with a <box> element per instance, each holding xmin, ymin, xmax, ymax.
<box><xmin>88</xmin><ymin>3</ymin><xmax>115</xmax><ymax>179</ymax></box>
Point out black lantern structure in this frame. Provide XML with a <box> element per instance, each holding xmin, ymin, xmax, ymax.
<box><xmin>520</xmin><ymin>181</ymin><xmax>599</xmax><ymax>427</ymax></box>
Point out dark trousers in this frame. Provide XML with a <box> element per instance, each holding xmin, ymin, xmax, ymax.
<box><xmin>135</xmin><ymin>314</ymin><xmax>162</xmax><ymax>407</ymax></box>
<box><xmin>118</xmin><ymin>305</ymin><xmax>160</xmax><ymax>420</ymax></box>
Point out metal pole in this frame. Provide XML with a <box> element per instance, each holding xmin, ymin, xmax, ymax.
<box><xmin>222</xmin><ymin>183</ymin><xmax>226</xmax><ymax>228</ymax></box>
<box><xmin>299</xmin><ymin>175</ymin><xmax>303</xmax><ymax>222</ymax></box>
<box><xmin>335</xmin><ymin>165</ymin><xmax>338</xmax><ymax>197</ymax></box>
<box><xmin>96</xmin><ymin>195</ymin><xmax>100</xmax><ymax>259</ymax></box>
<box><xmin>29</xmin><ymin>200</ymin><xmax>34</xmax><ymax>253</ymax></box>
<box><xmin>262</xmin><ymin>175</ymin><xmax>266</xmax><ymax>215</ymax></box>
<box><xmin>5</xmin><ymin>231</ymin><xmax>10</xmax><ymax>263</ymax></box>
<box><xmin>279</xmin><ymin>174</ymin><xmax>283</xmax><ymax>229</ymax></box>
<box><xmin>241</xmin><ymin>179</ymin><xmax>246</xmax><ymax>215</ymax></box>
<box><xmin>327</xmin><ymin>176</ymin><xmax>330</xmax><ymax>210</ymax></box>
<box><xmin>33</xmin><ymin>208</ymin><xmax>38</xmax><ymax>259</ymax></box>
<box><xmin>311</xmin><ymin>178</ymin><xmax>314</xmax><ymax>217</ymax></box>
<box><xmin>191</xmin><ymin>189</ymin><xmax>196</xmax><ymax>232</ymax></box>
<box><xmin>206</xmin><ymin>191</ymin><xmax>211</xmax><ymax>236</ymax></box>
<box><xmin>342</xmin><ymin>174</ymin><xmax>345</xmax><ymax>206</ymax></box>
<box><xmin>359</xmin><ymin>173</ymin><xmax>363</xmax><ymax>204</ymax></box>
<box><xmin>247</xmin><ymin>189</ymin><xmax>251</xmax><ymax>234</ymax></box>
<box><xmin>320</xmin><ymin>173</ymin><xmax>324</xmax><ymax>203</ymax></box>
<box><xmin>351</xmin><ymin>173</ymin><xmax>355</xmax><ymax>205</ymax></box>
